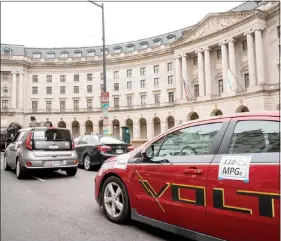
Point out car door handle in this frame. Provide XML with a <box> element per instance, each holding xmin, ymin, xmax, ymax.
<box><xmin>184</xmin><ymin>167</ymin><xmax>203</xmax><ymax>174</ymax></box>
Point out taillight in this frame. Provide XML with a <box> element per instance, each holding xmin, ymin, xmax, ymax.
<box><xmin>25</xmin><ymin>133</ymin><xmax>33</xmax><ymax>150</ymax></box>
<box><xmin>128</xmin><ymin>146</ymin><xmax>134</xmax><ymax>151</ymax></box>
<box><xmin>71</xmin><ymin>141</ymin><xmax>75</xmax><ymax>150</ymax></box>
<box><xmin>98</xmin><ymin>145</ymin><xmax>112</xmax><ymax>152</ymax></box>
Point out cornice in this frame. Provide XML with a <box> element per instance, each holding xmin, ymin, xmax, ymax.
<box><xmin>265</xmin><ymin>3</ymin><xmax>280</xmax><ymax>19</ymax></box>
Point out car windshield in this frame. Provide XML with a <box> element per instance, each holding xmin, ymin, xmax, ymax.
<box><xmin>33</xmin><ymin>129</ymin><xmax>71</xmax><ymax>141</ymax></box>
<box><xmin>100</xmin><ymin>136</ymin><xmax>125</xmax><ymax>144</ymax></box>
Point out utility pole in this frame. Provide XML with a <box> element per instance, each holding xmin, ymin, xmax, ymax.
<box><xmin>88</xmin><ymin>1</ymin><xmax>109</xmax><ymax>135</ymax></box>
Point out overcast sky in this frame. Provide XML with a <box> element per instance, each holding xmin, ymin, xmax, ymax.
<box><xmin>1</xmin><ymin>1</ymin><xmax>242</xmax><ymax>48</ymax></box>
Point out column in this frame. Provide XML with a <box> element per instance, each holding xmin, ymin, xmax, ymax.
<box><xmin>23</xmin><ymin>71</ymin><xmax>28</xmax><ymax>112</ymax></box>
<box><xmin>174</xmin><ymin>55</ymin><xmax>182</xmax><ymax>100</ymax></box>
<box><xmin>11</xmin><ymin>71</ymin><xmax>17</xmax><ymax>110</ymax></box>
<box><xmin>147</xmin><ymin>121</ymin><xmax>154</xmax><ymax>140</ymax></box>
<box><xmin>196</xmin><ymin>49</ymin><xmax>205</xmax><ymax>97</ymax></box>
<box><xmin>254</xmin><ymin>28</ymin><xmax>265</xmax><ymax>85</ymax></box>
<box><xmin>18</xmin><ymin>72</ymin><xmax>24</xmax><ymax>111</ymax></box>
<box><xmin>181</xmin><ymin>53</ymin><xmax>189</xmax><ymax>99</ymax></box>
<box><xmin>204</xmin><ymin>47</ymin><xmax>212</xmax><ymax>96</ymax></box>
<box><xmin>244</xmin><ymin>30</ymin><xmax>256</xmax><ymax>87</ymax></box>
<box><xmin>219</xmin><ymin>41</ymin><xmax>228</xmax><ymax>92</ymax></box>
<box><xmin>228</xmin><ymin>38</ymin><xmax>237</xmax><ymax>91</ymax></box>
<box><xmin>133</xmin><ymin>122</ymin><xmax>140</xmax><ymax>140</ymax></box>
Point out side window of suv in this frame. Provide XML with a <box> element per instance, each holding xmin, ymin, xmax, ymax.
<box><xmin>228</xmin><ymin>120</ymin><xmax>280</xmax><ymax>154</ymax></box>
<box><xmin>78</xmin><ymin>136</ymin><xmax>88</xmax><ymax>145</ymax></box>
<box><xmin>155</xmin><ymin>122</ymin><xmax>223</xmax><ymax>157</ymax></box>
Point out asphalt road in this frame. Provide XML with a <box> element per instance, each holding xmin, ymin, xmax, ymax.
<box><xmin>1</xmin><ymin>152</ymin><xmax>191</xmax><ymax>241</ymax></box>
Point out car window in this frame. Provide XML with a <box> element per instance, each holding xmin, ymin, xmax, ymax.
<box><xmin>18</xmin><ymin>132</ymin><xmax>27</xmax><ymax>142</ymax></box>
<box><xmin>78</xmin><ymin>136</ymin><xmax>88</xmax><ymax>145</ymax></box>
<box><xmin>33</xmin><ymin>129</ymin><xmax>71</xmax><ymax>141</ymax></box>
<box><xmin>13</xmin><ymin>132</ymin><xmax>21</xmax><ymax>142</ymax></box>
<box><xmin>156</xmin><ymin>122</ymin><xmax>223</xmax><ymax>157</ymax></box>
<box><xmin>87</xmin><ymin>136</ymin><xmax>99</xmax><ymax>144</ymax></box>
<box><xmin>228</xmin><ymin>120</ymin><xmax>280</xmax><ymax>154</ymax></box>
<box><xmin>100</xmin><ymin>136</ymin><xmax>124</xmax><ymax>144</ymax></box>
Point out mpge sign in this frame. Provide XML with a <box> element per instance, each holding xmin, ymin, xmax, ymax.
<box><xmin>218</xmin><ymin>156</ymin><xmax>252</xmax><ymax>182</ymax></box>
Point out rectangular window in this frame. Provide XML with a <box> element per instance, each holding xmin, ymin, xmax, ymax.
<box><xmin>168</xmin><ymin>92</ymin><xmax>174</xmax><ymax>103</ymax></box>
<box><xmin>46</xmin><ymin>86</ymin><xmax>52</xmax><ymax>95</ymax></box>
<box><xmin>154</xmin><ymin>65</ymin><xmax>159</xmax><ymax>74</ymax></box>
<box><xmin>167</xmin><ymin>62</ymin><xmax>173</xmax><ymax>71</ymax></box>
<box><xmin>87</xmin><ymin>73</ymin><xmax>92</xmax><ymax>81</ymax></box>
<box><xmin>127</xmin><ymin>69</ymin><xmax>132</xmax><ymax>78</ymax></box>
<box><xmin>127</xmin><ymin>96</ymin><xmax>132</xmax><ymax>107</ymax></box>
<box><xmin>218</xmin><ymin>79</ymin><xmax>223</xmax><ymax>94</ymax></box>
<box><xmin>244</xmin><ymin>73</ymin><xmax>249</xmax><ymax>88</ymax></box>
<box><xmin>141</xmin><ymin>95</ymin><xmax>146</xmax><ymax>106</ymax></box>
<box><xmin>114</xmin><ymin>71</ymin><xmax>119</xmax><ymax>79</ymax></box>
<box><xmin>228</xmin><ymin>120</ymin><xmax>280</xmax><ymax>154</ymax></box>
<box><xmin>60</xmin><ymin>100</ymin><xmax>65</xmax><ymax>111</ymax></box>
<box><xmin>140</xmin><ymin>79</ymin><xmax>146</xmax><ymax>88</ymax></box>
<box><xmin>140</xmin><ymin>67</ymin><xmax>146</xmax><ymax>76</ymax></box>
<box><xmin>46</xmin><ymin>101</ymin><xmax>52</xmax><ymax>111</ymax></box>
<box><xmin>154</xmin><ymin>93</ymin><xmax>160</xmax><ymax>104</ymax></box>
<box><xmin>127</xmin><ymin>81</ymin><xmax>132</xmax><ymax>90</ymax></box>
<box><xmin>32</xmin><ymin>75</ymin><xmax>38</xmax><ymax>83</ymax></box>
<box><xmin>60</xmin><ymin>86</ymin><xmax>66</xmax><ymax>94</ymax></box>
<box><xmin>168</xmin><ymin>75</ymin><xmax>173</xmax><ymax>85</ymax></box>
<box><xmin>74</xmin><ymin>74</ymin><xmax>79</xmax><ymax>82</ymax></box>
<box><xmin>100</xmin><ymin>73</ymin><xmax>104</xmax><ymax>80</ymax></box>
<box><xmin>193</xmin><ymin>56</ymin><xmax>198</xmax><ymax>65</ymax></box>
<box><xmin>32</xmin><ymin>101</ymin><xmax>38</xmax><ymax>112</ymax></box>
<box><xmin>60</xmin><ymin>75</ymin><xmax>66</xmax><ymax>82</ymax></box>
<box><xmin>2</xmin><ymin>100</ymin><xmax>8</xmax><ymax>109</ymax></box>
<box><xmin>154</xmin><ymin>78</ymin><xmax>159</xmax><ymax>87</ymax></box>
<box><xmin>47</xmin><ymin>53</ymin><xmax>55</xmax><ymax>59</ymax></box>
<box><xmin>194</xmin><ymin>84</ymin><xmax>199</xmax><ymax>97</ymax></box>
<box><xmin>87</xmin><ymin>85</ymin><xmax>92</xmax><ymax>93</ymax></box>
<box><xmin>114</xmin><ymin>98</ymin><xmax>119</xmax><ymax>107</ymax></box>
<box><xmin>46</xmin><ymin>75</ymin><xmax>52</xmax><ymax>82</ymax></box>
<box><xmin>114</xmin><ymin>83</ymin><xmax>119</xmax><ymax>91</ymax></box>
<box><xmin>73</xmin><ymin>100</ymin><xmax>79</xmax><ymax>111</ymax></box>
<box><xmin>33</xmin><ymin>53</ymin><xmax>41</xmax><ymax>59</ymax></box>
<box><xmin>217</xmin><ymin>49</ymin><xmax>222</xmax><ymax>59</ymax></box>
<box><xmin>74</xmin><ymin>86</ymin><xmax>79</xmax><ymax>93</ymax></box>
<box><xmin>3</xmin><ymin>73</ymin><xmax>8</xmax><ymax>81</ymax></box>
<box><xmin>87</xmin><ymin>99</ymin><xmax>92</xmax><ymax>110</ymax></box>
<box><xmin>242</xmin><ymin>40</ymin><xmax>247</xmax><ymax>51</ymax></box>
<box><xmin>32</xmin><ymin>87</ymin><xmax>38</xmax><ymax>94</ymax></box>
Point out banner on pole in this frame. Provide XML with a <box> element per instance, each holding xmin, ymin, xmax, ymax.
<box><xmin>101</xmin><ymin>92</ymin><xmax>109</xmax><ymax>103</ymax></box>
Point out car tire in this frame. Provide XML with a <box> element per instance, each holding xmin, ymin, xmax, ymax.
<box><xmin>83</xmin><ymin>154</ymin><xmax>92</xmax><ymax>171</ymax></box>
<box><xmin>16</xmin><ymin>158</ymin><xmax>25</xmax><ymax>179</ymax></box>
<box><xmin>101</xmin><ymin>176</ymin><xmax>130</xmax><ymax>224</ymax></box>
<box><xmin>3</xmin><ymin>155</ymin><xmax>11</xmax><ymax>171</ymax></box>
<box><xmin>66</xmin><ymin>168</ymin><xmax>77</xmax><ymax>176</ymax></box>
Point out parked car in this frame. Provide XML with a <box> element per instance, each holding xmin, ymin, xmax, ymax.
<box><xmin>94</xmin><ymin>111</ymin><xmax>280</xmax><ymax>241</ymax></box>
<box><xmin>75</xmin><ymin>134</ymin><xmax>134</xmax><ymax>170</ymax></box>
<box><xmin>4</xmin><ymin>127</ymin><xmax>78</xmax><ymax>179</ymax></box>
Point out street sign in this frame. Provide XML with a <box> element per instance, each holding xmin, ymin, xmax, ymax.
<box><xmin>101</xmin><ymin>92</ymin><xmax>109</xmax><ymax>103</ymax></box>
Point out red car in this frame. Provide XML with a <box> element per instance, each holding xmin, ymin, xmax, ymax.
<box><xmin>95</xmin><ymin>112</ymin><xmax>280</xmax><ymax>241</ymax></box>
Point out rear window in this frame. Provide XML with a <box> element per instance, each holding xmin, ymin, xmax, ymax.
<box><xmin>100</xmin><ymin>136</ymin><xmax>124</xmax><ymax>144</ymax></box>
<box><xmin>33</xmin><ymin>129</ymin><xmax>71</xmax><ymax>141</ymax></box>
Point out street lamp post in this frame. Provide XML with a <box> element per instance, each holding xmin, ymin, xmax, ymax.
<box><xmin>88</xmin><ymin>1</ymin><xmax>109</xmax><ymax>135</ymax></box>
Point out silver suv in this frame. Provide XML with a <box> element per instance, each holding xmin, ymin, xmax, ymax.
<box><xmin>3</xmin><ymin>127</ymin><xmax>78</xmax><ymax>179</ymax></box>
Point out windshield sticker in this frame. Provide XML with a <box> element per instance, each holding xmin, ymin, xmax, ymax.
<box><xmin>218</xmin><ymin>156</ymin><xmax>252</xmax><ymax>183</ymax></box>
<box><xmin>114</xmin><ymin>153</ymin><xmax>130</xmax><ymax>169</ymax></box>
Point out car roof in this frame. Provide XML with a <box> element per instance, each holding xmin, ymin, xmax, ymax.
<box><xmin>20</xmin><ymin>127</ymin><xmax>71</xmax><ymax>132</ymax></box>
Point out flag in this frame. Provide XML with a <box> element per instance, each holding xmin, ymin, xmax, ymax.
<box><xmin>227</xmin><ymin>68</ymin><xmax>235</xmax><ymax>91</ymax></box>
<box><xmin>182</xmin><ymin>78</ymin><xmax>189</xmax><ymax>102</ymax></box>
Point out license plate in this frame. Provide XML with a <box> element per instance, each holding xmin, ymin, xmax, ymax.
<box><xmin>49</xmin><ymin>145</ymin><xmax>58</xmax><ymax>149</ymax></box>
<box><xmin>44</xmin><ymin>161</ymin><xmax>61</xmax><ymax>167</ymax></box>
<box><xmin>116</xmin><ymin>149</ymin><xmax>123</xmax><ymax>154</ymax></box>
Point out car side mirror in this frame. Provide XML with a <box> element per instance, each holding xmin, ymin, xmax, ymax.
<box><xmin>142</xmin><ymin>145</ymin><xmax>154</xmax><ymax>160</ymax></box>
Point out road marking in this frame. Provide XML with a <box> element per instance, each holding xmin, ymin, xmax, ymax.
<box><xmin>32</xmin><ymin>176</ymin><xmax>45</xmax><ymax>182</ymax></box>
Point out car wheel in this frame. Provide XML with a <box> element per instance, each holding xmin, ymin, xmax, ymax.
<box><xmin>83</xmin><ymin>154</ymin><xmax>92</xmax><ymax>171</ymax></box>
<box><xmin>101</xmin><ymin>176</ymin><xmax>130</xmax><ymax>224</ymax></box>
<box><xmin>66</xmin><ymin>168</ymin><xmax>77</xmax><ymax>176</ymax></box>
<box><xmin>16</xmin><ymin>158</ymin><xmax>25</xmax><ymax>179</ymax></box>
<box><xmin>3</xmin><ymin>155</ymin><xmax>11</xmax><ymax>171</ymax></box>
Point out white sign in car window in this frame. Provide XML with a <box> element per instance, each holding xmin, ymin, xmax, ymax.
<box><xmin>218</xmin><ymin>155</ymin><xmax>252</xmax><ymax>182</ymax></box>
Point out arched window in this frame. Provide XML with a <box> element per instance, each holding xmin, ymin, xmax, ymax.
<box><xmin>126</xmin><ymin>44</ymin><xmax>135</xmax><ymax>52</ymax></box>
<box><xmin>74</xmin><ymin>50</ymin><xmax>82</xmax><ymax>58</ymax></box>
<box><xmin>32</xmin><ymin>51</ymin><xmax>41</xmax><ymax>59</ymax></box>
<box><xmin>2</xmin><ymin>48</ymin><xmax>11</xmax><ymax>56</ymax></box>
<box><xmin>60</xmin><ymin>51</ymin><xmax>69</xmax><ymax>59</ymax></box>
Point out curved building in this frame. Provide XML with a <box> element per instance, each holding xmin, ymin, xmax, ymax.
<box><xmin>1</xmin><ymin>1</ymin><xmax>280</xmax><ymax>145</ymax></box>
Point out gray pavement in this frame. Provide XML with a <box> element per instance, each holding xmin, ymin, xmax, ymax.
<box><xmin>1</xmin><ymin>152</ymin><xmax>189</xmax><ymax>241</ymax></box>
